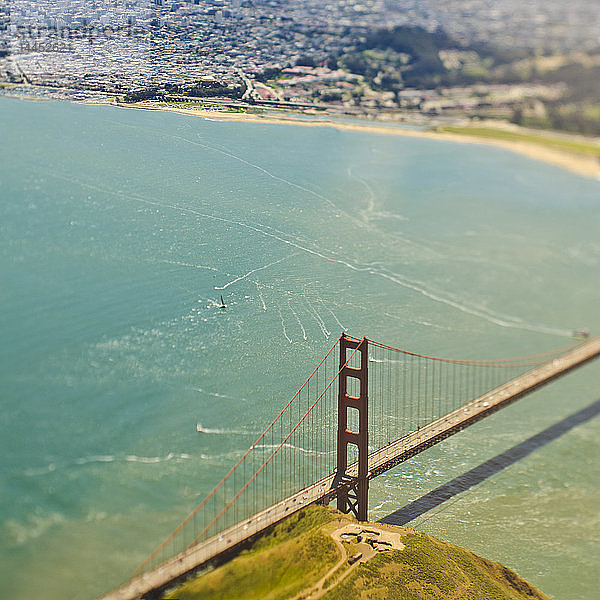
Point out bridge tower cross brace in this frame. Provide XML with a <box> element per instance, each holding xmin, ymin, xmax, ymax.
<box><xmin>336</xmin><ymin>333</ymin><xmax>369</xmax><ymax>521</ymax></box>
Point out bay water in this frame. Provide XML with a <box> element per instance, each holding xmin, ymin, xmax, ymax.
<box><xmin>1</xmin><ymin>97</ymin><xmax>598</xmax><ymax>599</ymax></box>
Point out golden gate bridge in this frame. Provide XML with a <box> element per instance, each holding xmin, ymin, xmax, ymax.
<box><xmin>100</xmin><ymin>332</ymin><xmax>600</xmax><ymax>600</ymax></box>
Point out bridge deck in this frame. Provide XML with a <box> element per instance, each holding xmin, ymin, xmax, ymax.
<box><xmin>100</xmin><ymin>335</ymin><xmax>600</xmax><ymax>600</ymax></box>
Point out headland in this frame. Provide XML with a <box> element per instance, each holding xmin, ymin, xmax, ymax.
<box><xmin>163</xmin><ymin>504</ymin><xmax>551</xmax><ymax>600</ymax></box>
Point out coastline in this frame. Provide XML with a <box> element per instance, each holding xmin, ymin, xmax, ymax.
<box><xmin>1</xmin><ymin>90</ymin><xmax>597</xmax><ymax>178</ymax></box>
<box><xmin>117</xmin><ymin>102</ymin><xmax>600</xmax><ymax>180</ymax></box>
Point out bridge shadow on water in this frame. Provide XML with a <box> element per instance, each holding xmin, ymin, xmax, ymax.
<box><xmin>380</xmin><ymin>398</ymin><xmax>600</xmax><ymax>527</ymax></box>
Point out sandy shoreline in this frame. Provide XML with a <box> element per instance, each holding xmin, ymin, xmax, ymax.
<box><xmin>117</xmin><ymin>102</ymin><xmax>600</xmax><ymax>180</ymax></box>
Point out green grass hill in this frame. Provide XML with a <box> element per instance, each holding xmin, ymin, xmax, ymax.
<box><xmin>166</xmin><ymin>505</ymin><xmax>551</xmax><ymax>600</ymax></box>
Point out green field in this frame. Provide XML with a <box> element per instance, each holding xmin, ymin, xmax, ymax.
<box><xmin>436</xmin><ymin>125</ymin><xmax>600</xmax><ymax>158</ymax></box>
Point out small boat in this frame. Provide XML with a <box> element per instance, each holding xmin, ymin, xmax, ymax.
<box><xmin>572</xmin><ymin>329</ymin><xmax>590</xmax><ymax>339</ymax></box>
<box><xmin>196</xmin><ymin>423</ymin><xmax>206</xmax><ymax>433</ymax></box>
<box><xmin>218</xmin><ymin>295</ymin><xmax>226</xmax><ymax>309</ymax></box>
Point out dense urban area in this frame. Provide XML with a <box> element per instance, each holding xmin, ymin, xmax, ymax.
<box><xmin>1</xmin><ymin>0</ymin><xmax>599</xmax><ymax>134</ymax></box>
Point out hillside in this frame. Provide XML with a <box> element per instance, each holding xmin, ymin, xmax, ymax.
<box><xmin>165</xmin><ymin>505</ymin><xmax>551</xmax><ymax>600</ymax></box>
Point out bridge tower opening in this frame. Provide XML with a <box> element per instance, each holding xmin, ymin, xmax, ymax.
<box><xmin>336</xmin><ymin>333</ymin><xmax>369</xmax><ymax>521</ymax></box>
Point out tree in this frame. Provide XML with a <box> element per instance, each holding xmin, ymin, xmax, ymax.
<box><xmin>296</xmin><ymin>55</ymin><xmax>316</xmax><ymax>67</ymax></box>
<box><xmin>326</xmin><ymin>56</ymin><xmax>338</xmax><ymax>70</ymax></box>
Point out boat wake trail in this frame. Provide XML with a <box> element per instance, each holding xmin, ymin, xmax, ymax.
<box><xmin>195</xmin><ymin>423</ymin><xmax>253</xmax><ymax>435</ymax></box>
<box><xmin>347</xmin><ymin>167</ymin><xmax>408</xmax><ymax>224</ymax></box>
<box><xmin>306</xmin><ymin>299</ymin><xmax>331</xmax><ymax>339</ymax></box>
<box><xmin>277</xmin><ymin>306</ymin><xmax>293</xmax><ymax>344</ymax></box>
<box><xmin>254</xmin><ymin>282</ymin><xmax>268</xmax><ymax>311</ymax></box>
<box><xmin>24</xmin><ymin>453</ymin><xmax>192</xmax><ymax>476</ymax></box>
<box><xmin>374</xmin><ymin>268</ymin><xmax>573</xmax><ymax>337</ymax></box>
<box><xmin>215</xmin><ymin>254</ymin><xmax>294</xmax><ymax>290</ymax></box>
<box><xmin>288</xmin><ymin>296</ymin><xmax>308</xmax><ymax>341</ymax></box>
<box><xmin>195</xmin><ymin>388</ymin><xmax>248</xmax><ymax>402</ymax></box>
<box><xmin>254</xmin><ymin>443</ymin><xmax>326</xmax><ymax>455</ymax></box>
<box><xmin>325</xmin><ymin>304</ymin><xmax>346</xmax><ymax>332</ymax></box>
<box><xmin>167</xmin><ymin>132</ymin><xmax>343</xmax><ymax>213</ymax></box>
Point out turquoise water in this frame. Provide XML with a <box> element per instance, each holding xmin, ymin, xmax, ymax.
<box><xmin>1</xmin><ymin>97</ymin><xmax>599</xmax><ymax>599</ymax></box>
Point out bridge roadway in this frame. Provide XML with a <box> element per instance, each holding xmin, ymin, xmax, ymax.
<box><xmin>100</xmin><ymin>335</ymin><xmax>600</xmax><ymax>600</ymax></box>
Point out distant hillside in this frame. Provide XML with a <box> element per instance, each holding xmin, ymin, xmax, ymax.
<box><xmin>165</xmin><ymin>505</ymin><xmax>551</xmax><ymax>600</ymax></box>
<box><xmin>334</xmin><ymin>26</ymin><xmax>600</xmax><ymax>135</ymax></box>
